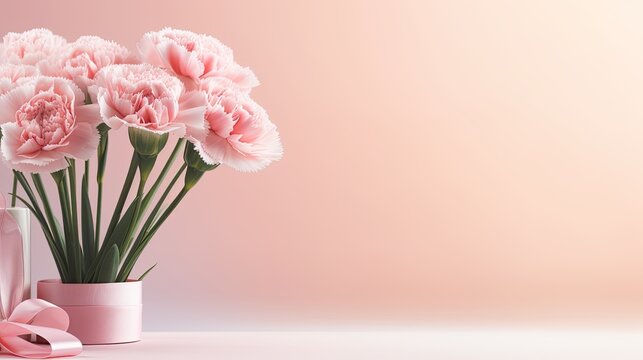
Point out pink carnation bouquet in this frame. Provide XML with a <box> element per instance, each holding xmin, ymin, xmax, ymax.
<box><xmin>0</xmin><ymin>28</ymin><xmax>283</xmax><ymax>283</ymax></box>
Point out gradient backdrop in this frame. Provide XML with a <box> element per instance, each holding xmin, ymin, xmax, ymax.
<box><xmin>2</xmin><ymin>0</ymin><xmax>643</xmax><ymax>330</ymax></box>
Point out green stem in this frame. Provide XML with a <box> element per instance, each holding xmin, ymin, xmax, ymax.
<box><xmin>121</xmin><ymin>166</ymin><xmax>149</xmax><ymax>255</ymax></box>
<box><xmin>118</xmin><ymin>187</ymin><xmax>189</xmax><ymax>282</ymax></box>
<box><xmin>143</xmin><ymin>164</ymin><xmax>187</xmax><ymax>239</ymax></box>
<box><xmin>103</xmin><ymin>151</ymin><xmax>138</xmax><ymax>243</ymax></box>
<box><xmin>10</xmin><ymin>174</ymin><xmax>17</xmax><ymax>207</ymax></box>
<box><xmin>95</xmin><ymin>179</ymin><xmax>103</xmax><ymax>250</ymax></box>
<box><xmin>147</xmin><ymin>188</ymin><xmax>188</xmax><ymax>237</ymax></box>
<box><xmin>69</xmin><ymin>160</ymin><xmax>84</xmax><ymax>279</ymax></box>
<box><xmin>68</xmin><ymin>159</ymin><xmax>80</xmax><ymax>248</ymax></box>
<box><xmin>119</xmin><ymin>153</ymin><xmax>158</xmax><ymax>258</ymax></box>
<box><xmin>141</xmin><ymin>139</ymin><xmax>185</xmax><ymax>211</ymax></box>
<box><xmin>108</xmin><ymin>140</ymin><xmax>184</xmax><ymax>266</ymax></box>
<box><xmin>116</xmin><ymin>163</ymin><xmax>187</xmax><ymax>281</ymax></box>
<box><xmin>95</xmin><ymin>124</ymin><xmax>109</xmax><ymax>250</ymax></box>
<box><xmin>117</xmin><ymin>156</ymin><xmax>216</xmax><ymax>281</ymax></box>
<box><xmin>53</xmin><ymin>170</ymin><xmax>81</xmax><ymax>282</ymax></box>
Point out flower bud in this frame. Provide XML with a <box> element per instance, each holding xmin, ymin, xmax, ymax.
<box><xmin>128</xmin><ymin>127</ymin><xmax>168</xmax><ymax>157</ymax></box>
<box><xmin>183</xmin><ymin>142</ymin><xmax>219</xmax><ymax>191</ymax></box>
<box><xmin>184</xmin><ymin>166</ymin><xmax>206</xmax><ymax>191</ymax></box>
<box><xmin>184</xmin><ymin>142</ymin><xmax>219</xmax><ymax>172</ymax></box>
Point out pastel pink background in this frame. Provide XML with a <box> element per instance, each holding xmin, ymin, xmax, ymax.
<box><xmin>2</xmin><ymin>0</ymin><xmax>643</xmax><ymax>330</ymax></box>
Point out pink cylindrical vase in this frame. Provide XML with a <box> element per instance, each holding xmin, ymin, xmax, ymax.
<box><xmin>37</xmin><ymin>279</ymin><xmax>142</xmax><ymax>345</ymax></box>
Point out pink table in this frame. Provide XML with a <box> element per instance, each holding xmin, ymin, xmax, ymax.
<box><xmin>77</xmin><ymin>330</ymin><xmax>643</xmax><ymax>359</ymax></box>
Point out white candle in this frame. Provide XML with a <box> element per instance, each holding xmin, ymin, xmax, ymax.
<box><xmin>5</xmin><ymin>208</ymin><xmax>30</xmax><ymax>301</ymax></box>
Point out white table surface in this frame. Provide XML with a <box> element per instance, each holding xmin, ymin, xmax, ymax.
<box><xmin>69</xmin><ymin>330</ymin><xmax>643</xmax><ymax>359</ymax></box>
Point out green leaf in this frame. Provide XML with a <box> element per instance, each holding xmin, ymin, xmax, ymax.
<box><xmin>110</xmin><ymin>197</ymin><xmax>139</xmax><ymax>255</ymax></box>
<box><xmin>31</xmin><ymin>174</ymin><xmax>65</xmax><ymax>252</ymax></box>
<box><xmin>137</xmin><ymin>263</ymin><xmax>157</xmax><ymax>281</ymax></box>
<box><xmin>96</xmin><ymin>244</ymin><xmax>120</xmax><ymax>283</ymax></box>
<box><xmin>8</xmin><ymin>191</ymin><xmax>69</xmax><ymax>282</ymax></box>
<box><xmin>51</xmin><ymin>217</ymin><xmax>65</xmax><ymax>251</ymax></box>
<box><xmin>87</xmin><ymin>197</ymin><xmax>138</xmax><ymax>282</ymax></box>
<box><xmin>53</xmin><ymin>170</ymin><xmax>82</xmax><ymax>282</ymax></box>
<box><xmin>11</xmin><ymin>173</ymin><xmax>71</xmax><ymax>281</ymax></box>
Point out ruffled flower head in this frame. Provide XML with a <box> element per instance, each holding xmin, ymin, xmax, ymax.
<box><xmin>187</xmin><ymin>79</ymin><xmax>282</xmax><ymax>172</ymax></box>
<box><xmin>39</xmin><ymin>36</ymin><xmax>131</xmax><ymax>92</ymax></box>
<box><xmin>137</xmin><ymin>28</ymin><xmax>258</xmax><ymax>91</ymax></box>
<box><xmin>0</xmin><ymin>64</ymin><xmax>37</xmax><ymax>98</ymax></box>
<box><xmin>89</xmin><ymin>63</ymin><xmax>208</xmax><ymax>139</ymax></box>
<box><xmin>0</xmin><ymin>29</ymin><xmax>67</xmax><ymax>66</ymax></box>
<box><xmin>0</xmin><ymin>77</ymin><xmax>101</xmax><ymax>173</ymax></box>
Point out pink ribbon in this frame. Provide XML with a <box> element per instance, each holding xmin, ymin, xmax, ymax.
<box><xmin>0</xmin><ymin>299</ymin><xmax>82</xmax><ymax>358</ymax></box>
<box><xmin>0</xmin><ymin>194</ymin><xmax>82</xmax><ymax>358</ymax></box>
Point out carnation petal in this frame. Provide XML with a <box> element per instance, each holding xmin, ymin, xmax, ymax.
<box><xmin>204</xmin><ymin>133</ymin><xmax>272</xmax><ymax>172</ymax></box>
<box><xmin>189</xmin><ymin>139</ymin><xmax>217</xmax><ymax>165</ymax></box>
<box><xmin>136</xmin><ymin>35</ymin><xmax>165</xmax><ymax>68</ymax></box>
<box><xmin>160</xmin><ymin>42</ymin><xmax>205</xmax><ymax>81</ymax></box>
<box><xmin>15</xmin><ymin>138</ymin><xmax>41</xmax><ymax>157</ymax></box>
<box><xmin>221</xmin><ymin>65</ymin><xmax>260</xmax><ymax>91</ymax></box>
<box><xmin>102</xmin><ymin>115</ymin><xmax>125</xmax><ymax>130</ymax></box>
<box><xmin>0</xmin><ymin>85</ymin><xmax>35</xmax><ymax>123</ymax></box>
<box><xmin>176</xmin><ymin>90</ymin><xmax>208</xmax><ymax>141</ymax></box>
<box><xmin>0</xmin><ymin>123</ymin><xmax>24</xmax><ymax>162</ymax></box>
<box><xmin>59</xmin><ymin>122</ymin><xmax>100</xmax><ymax>160</ymax></box>
<box><xmin>7</xmin><ymin>158</ymin><xmax>68</xmax><ymax>174</ymax></box>
<box><xmin>206</xmin><ymin>106</ymin><xmax>236</xmax><ymax>138</ymax></box>
<box><xmin>75</xmin><ymin>103</ymin><xmax>102</xmax><ymax>126</ymax></box>
<box><xmin>33</xmin><ymin>77</ymin><xmax>84</xmax><ymax>106</ymax></box>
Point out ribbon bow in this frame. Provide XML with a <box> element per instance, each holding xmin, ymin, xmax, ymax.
<box><xmin>0</xmin><ymin>299</ymin><xmax>82</xmax><ymax>358</ymax></box>
<box><xmin>0</xmin><ymin>194</ymin><xmax>82</xmax><ymax>358</ymax></box>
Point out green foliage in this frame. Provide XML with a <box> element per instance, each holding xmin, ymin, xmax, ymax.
<box><xmin>96</xmin><ymin>245</ymin><xmax>119</xmax><ymax>283</ymax></box>
<box><xmin>137</xmin><ymin>263</ymin><xmax>157</xmax><ymax>281</ymax></box>
<box><xmin>11</xmin><ymin>130</ymin><xmax>217</xmax><ymax>283</ymax></box>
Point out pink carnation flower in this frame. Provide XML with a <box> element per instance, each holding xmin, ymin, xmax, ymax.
<box><xmin>188</xmin><ymin>79</ymin><xmax>282</xmax><ymax>172</ymax></box>
<box><xmin>137</xmin><ymin>28</ymin><xmax>258</xmax><ymax>91</ymax></box>
<box><xmin>0</xmin><ymin>29</ymin><xmax>67</xmax><ymax>66</ymax></box>
<box><xmin>0</xmin><ymin>77</ymin><xmax>101</xmax><ymax>173</ymax></box>
<box><xmin>40</xmin><ymin>36</ymin><xmax>131</xmax><ymax>92</ymax></box>
<box><xmin>0</xmin><ymin>64</ymin><xmax>37</xmax><ymax>97</ymax></box>
<box><xmin>89</xmin><ymin>64</ymin><xmax>208</xmax><ymax>138</ymax></box>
